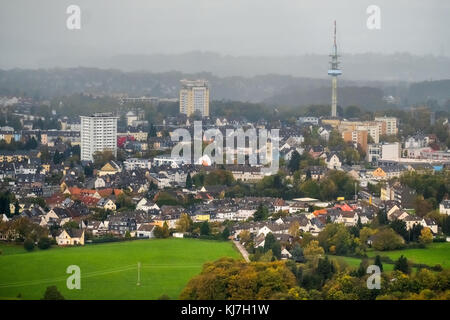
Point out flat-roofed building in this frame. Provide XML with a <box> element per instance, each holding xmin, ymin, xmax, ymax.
<box><xmin>80</xmin><ymin>113</ymin><xmax>118</xmax><ymax>162</ymax></box>
<box><xmin>179</xmin><ymin>79</ymin><xmax>210</xmax><ymax>117</ymax></box>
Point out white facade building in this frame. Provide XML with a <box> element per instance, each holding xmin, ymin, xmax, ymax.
<box><xmin>80</xmin><ymin>113</ymin><xmax>118</xmax><ymax>162</ymax></box>
<box><xmin>123</xmin><ymin>158</ymin><xmax>152</xmax><ymax>170</ymax></box>
<box><xmin>297</xmin><ymin>117</ymin><xmax>319</xmax><ymax>125</ymax></box>
<box><xmin>440</xmin><ymin>200</ymin><xmax>450</xmax><ymax>215</ymax></box>
<box><xmin>381</xmin><ymin>142</ymin><xmax>401</xmax><ymax>161</ymax></box>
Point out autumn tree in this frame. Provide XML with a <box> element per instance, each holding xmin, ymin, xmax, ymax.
<box><xmin>303</xmin><ymin>240</ymin><xmax>324</xmax><ymax>263</ymax></box>
<box><xmin>414</xmin><ymin>196</ymin><xmax>434</xmax><ymax>217</ymax></box>
<box><xmin>419</xmin><ymin>227</ymin><xmax>433</xmax><ymax>245</ymax></box>
<box><xmin>179</xmin><ymin>258</ymin><xmax>297</xmax><ymax>300</ymax></box>
<box><xmin>371</xmin><ymin>228</ymin><xmax>405</xmax><ymax>251</ymax></box>
<box><xmin>359</xmin><ymin>227</ymin><xmax>376</xmax><ymax>248</ymax></box>
<box><xmin>176</xmin><ymin>213</ymin><xmax>193</xmax><ymax>233</ymax></box>
<box><xmin>239</xmin><ymin>230</ymin><xmax>251</xmax><ymax>244</ymax></box>
<box><xmin>318</xmin><ymin>223</ymin><xmax>353</xmax><ymax>255</ymax></box>
<box><xmin>288</xmin><ymin>221</ymin><xmax>300</xmax><ymax>237</ymax></box>
<box><xmin>154</xmin><ymin>222</ymin><xmax>170</xmax><ymax>238</ymax></box>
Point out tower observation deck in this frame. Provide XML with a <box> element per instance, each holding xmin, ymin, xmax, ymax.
<box><xmin>328</xmin><ymin>21</ymin><xmax>342</xmax><ymax>117</ymax></box>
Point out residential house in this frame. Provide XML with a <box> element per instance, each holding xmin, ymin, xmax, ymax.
<box><xmin>97</xmin><ymin>161</ymin><xmax>121</xmax><ymax>176</ymax></box>
<box><xmin>136</xmin><ymin>224</ymin><xmax>156</xmax><ymax>238</ymax></box>
<box><xmin>325</xmin><ymin>153</ymin><xmax>342</xmax><ymax>170</ymax></box>
<box><xmin>57</xmin><ymin>229</ymin><xmax>85</xmax><ymax>246</ymax></box>
<box><xmin>97</xmin><ymin>198</ymin><xmax>116</xmax><ymax>211</ymax></box>
<box><xmin>440</xmin><ymin>200</ymin><xmax>450</xmax><ymax>215</ymax></box>
<box><xmin>381</xmin><ymin>182</ymin><xmax>416</xmax><ymax>209</ymax></box>
<box><xmin>136</xmin><ymin>198</ymin><xmax>160</xmax><ymax>213</ymax></box>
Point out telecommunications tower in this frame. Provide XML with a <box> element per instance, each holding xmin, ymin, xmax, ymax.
<box><xmin>328</xmin><ymin>21</ymin><xmax>342</xmax><ymax>117</ymax></box>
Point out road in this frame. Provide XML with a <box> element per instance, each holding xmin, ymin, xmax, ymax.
<box><xmin>233</xmin><ymin>240</ymin><xmax>250</xmax><ymax>262</ymax></box>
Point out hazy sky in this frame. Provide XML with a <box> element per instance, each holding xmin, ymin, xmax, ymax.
<box><xmin>1</xmin><ymin>0</ymin><xmax>449</xmax><ymax>68</ymax></box>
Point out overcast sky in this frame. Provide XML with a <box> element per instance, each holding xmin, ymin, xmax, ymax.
<box><xmin>1</xmin><ymin>0</ymin><xmax>449</xmax><ymax>68</ymax></box>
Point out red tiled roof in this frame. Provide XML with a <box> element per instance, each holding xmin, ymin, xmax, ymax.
<box><xmin>334</xmin><ymin>203</ymin><xmax>353</xmax><ymax>212</ymax></box>
<box><xmin>78</xmin><ymin>195</ymin><xmax>99</xmax><ymax>207</ymax></box>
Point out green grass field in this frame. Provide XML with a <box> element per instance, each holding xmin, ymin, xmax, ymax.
<box><xmin>367</xmin><ymin>242</ymin><xmax>450</xmax><ymax>268</ymax></box>
<box><xmin>330</xmin><ymin>242</ymin><xmax>450</xmax><ymax>272</ymax></box>
<box><xmin>0</xmin><ymin>238</ymin><xmax>241</xmax><ymax>300</ymax></box>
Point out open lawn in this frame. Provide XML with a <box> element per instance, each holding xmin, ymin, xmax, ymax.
<box><xmin>0</xmin><ymin>238</ymin><xmax>241</xmax><ymax>300</ymax></box>
<box><xmin>367</xmin><ymin>242</ymin><xmax>450</xmax><ymax>268</ymax></box>
<box><xmin>331</xmin><ymin>242</ymin><xmax>450</xmax><ymax>272</ymax></box>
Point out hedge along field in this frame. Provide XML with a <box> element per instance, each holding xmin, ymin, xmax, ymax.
<box><xmin>329</xmin><ymin>255</ymin><xmax>395</xmax><ymax>272</ymax></box>
<box><xmin>0</xmin><ymin>238</ymin><xmax>241</xmax><ymax>300</ymax></box>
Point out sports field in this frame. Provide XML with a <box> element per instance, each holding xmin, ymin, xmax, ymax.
<box><xmin>0</xmin><ymin>238</ymin><xmax>241</xmax><ymax>300</ymax></box>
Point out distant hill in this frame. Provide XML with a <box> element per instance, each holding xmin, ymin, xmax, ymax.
<box><xmin>0</xmin><ymin>68</ymin><xmax>386</xmax><ymax>103</ymax></box>
<box><xmin>263</xmin><ymin>86</ymin><xmax>388</xmax><ymax>110</ymax></box>
<box><xmin>407</xmin><ymin>80</ymin><xmax>450</xmax><ymax>105</ymax></box>
<box><xmin>35</xmin><ymin>51</ymin><xmax>450</xmax><ymax>82</ymax></box>
<box><xmin>0</xmin><ymin>68</ymin><xmax>448</xmax><ymax>109</ymax></box>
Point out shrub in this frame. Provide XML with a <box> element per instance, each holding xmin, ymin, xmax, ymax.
<box><xmin>42</xmin><ymin>286</ymin><xmax>65</xmax><ymax>300</ymax></box>
<box><xmin>38</xmin><ymin>237</ymin><xmax>52</xmax><ymax>250</ymax></box>
<box><xmin>432</xmin><ymin>237</ymin><xmax>446</xmax><ymax>243</ymax></box>
<box><xmin>24</xmin><ymin>238</ymin><xmax>35</xmax><ymax>252</ymax></box>
<box><xmin>394</xmin><ymin>255</ymin><xmax>411</xmax><ymax>274</ymax></box>
<box><xmin>431</xmin><ymin>264</ymin><xmax>443</xmax><ymax>272</ymax></box>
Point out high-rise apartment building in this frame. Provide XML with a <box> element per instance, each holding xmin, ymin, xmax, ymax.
<box><xmin>179</xmin><ymin>79</ymin><xmax>210</xmax><ymax>117</ymax></box>
<box><xmin>342</xmin><ymin>129</ymin><xmax>368</xmax><ymax>152</ymax></box>
<box><xmin>375</xmin><ymin>116</ymin><xmax>398</xmax><ymax>136</ymax></box>
<box><xmin>80</xmin><ymin>113</ymin><xmax>118</xmax><ymax>162</ymax></box>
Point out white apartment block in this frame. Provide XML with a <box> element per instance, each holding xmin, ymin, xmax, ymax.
<box><xmin>297</xmin><ymin>117</ymin><xmax>319</xmax><ymax>125</ymax></box>
<box><xmin>80</xmin><ymin>113</ymin><xmax>118</xmax><ymax>162</ymax></box>
<box><xmin>179</xmin><ymin>79</ymin><xmax>210</xmax><ymax>117</ymax></box>
<box><xmin>375</xmin><ymin>116</ymin><xmax>398</xmax><ymax>136</ymax></box>
<box><xmin>123</xmin><ymin>158</ymin><xmax>152</xmax><ymax>170</ymax></box>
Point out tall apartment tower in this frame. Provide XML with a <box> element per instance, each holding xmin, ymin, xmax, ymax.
<box><xmin>179</xmin><ymin>79</ymin><xmax>210</xmax><ymax>117</ymax></box>
<box><xmin>374</xmin><ymin>116</ymin><xmax>398</xmax><ymax>135</ymax></box>
<box><xmin>328</xmin><ymin>21</ymin><xmax>342</xmax><ymax>118</ymax></box>
<box><xmin>80</xmin><ymin>113</ymin><xmax>119</xmax><ymax>162</ymax></box>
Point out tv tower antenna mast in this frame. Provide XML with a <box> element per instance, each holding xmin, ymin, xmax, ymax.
<box><xmin>328</xmin><ymin>20</ymin><xmax>342</xmax><ymax>117</ymax></box>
